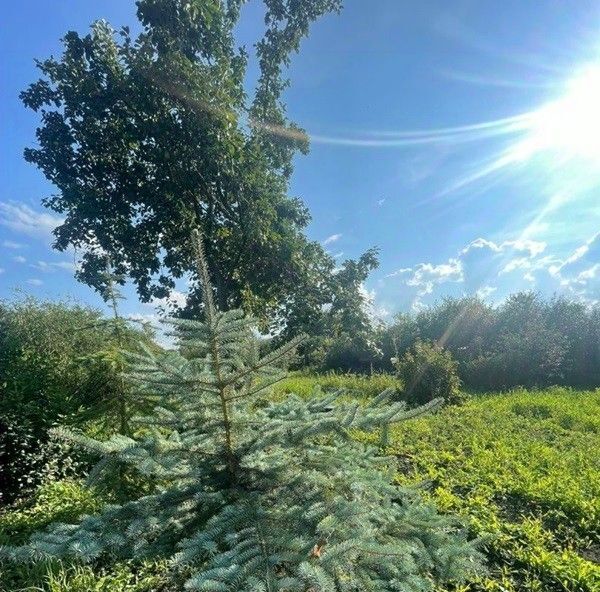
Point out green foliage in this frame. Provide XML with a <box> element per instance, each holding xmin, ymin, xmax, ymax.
<box><xmin>394</xmin><ymin>341</ymin><xmax>462</xmax><ymax>406</ymax></box>
<box><xmin>0</xmin><ymin>298</ymin><xmax>116</xmax><ymax>424</ymax></box>
<box><xmin>379</xmin><ymin>294</ymin><xmax>600</xmax><ymax>390</ymax></box>
<box><xmin>0</xmin><ymin>297</ymin><xmax>154</xmax><ymax>503</ymax></box>
<box><xmin>272</xmin><ymin>372</ymin><xmax>403</xmax><ymax>401</ymax></box>
<box><xmin>323</xmin><ymin>333</ymin><xmax>383</xmax><ymax>373</ymax></box>
<box><xmin>357</xmin><ymin>387</ymin><xmax>600</xmax><ymax>591</ymax></box>
<box><xmin>20</xmin><ymin>0</ymin><xmax>354</xmax><ymax>329</ymax></box>
<box><xmin>0</xmin><ymin>232</ymin><xmax>482</xmax><ymax>591</ymax></box>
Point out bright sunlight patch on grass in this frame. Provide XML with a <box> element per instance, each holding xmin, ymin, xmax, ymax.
<box><xmin>357</xmin><ymin>387</ymin><xmax>600</xmax><ymax>592</ymax></box>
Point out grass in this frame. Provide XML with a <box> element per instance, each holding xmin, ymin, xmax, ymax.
<box><xmin>1</xmin><ymin>378</ymin><xmax>599</xmax><ymax>591</ymax></box>
<box><xmin>358</xmin><ymin>386</ymin><xmax>600</xmax><ymax>591</ymax></box>
<box><xmin>272</xmin><ymin>371</ymin><xmax>403</xmax><ymax>400</ymax></box>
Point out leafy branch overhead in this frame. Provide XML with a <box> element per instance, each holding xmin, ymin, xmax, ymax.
<box><xmin>1</xmin><ymin>230</ymin><xmax>483</xmax><ymax>590</ymax></box>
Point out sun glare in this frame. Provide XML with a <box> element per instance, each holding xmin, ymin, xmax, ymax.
<box><xmin>524</xmin><ymin>65</ymin><xmax>600</xmax><ymax>163</ymax></box>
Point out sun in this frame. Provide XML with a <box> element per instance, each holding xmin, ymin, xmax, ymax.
<box><xmin>524</xmin><ymin>64</ymin><xmax>600</xmax><ymax>164</ymax></box>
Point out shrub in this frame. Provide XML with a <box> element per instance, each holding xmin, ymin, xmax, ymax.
<box><xmin>0</xmin><ymin>298</ymin><xmax>153</xmax><ymax>503</ymax></box>
<box><xmin>0</xmin><ymin>415</ymin><xmax>87</xmax><ymax>506</ymax></box>
<box><xmin>394</xmin><ymin>340</ymin><xmax>462</xmax><ymax>405</ymax></box>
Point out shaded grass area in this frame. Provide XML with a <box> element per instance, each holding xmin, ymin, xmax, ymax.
<box><xmin>1</xmin><ymin>380</ymin><xmax>598</xmax><ymax>591</ymax></box>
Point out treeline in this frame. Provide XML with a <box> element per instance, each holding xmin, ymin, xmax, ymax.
<box><xmin>320</xmin><ymin>292</ymin><xmax>600</xmax><ymax>390</ymax></box>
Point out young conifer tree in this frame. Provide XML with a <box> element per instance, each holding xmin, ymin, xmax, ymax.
<box><xmin>1</xmin><ymin>231</ymin><xmax>483</xmax><ymax>590</ymax></box>
<box><xmin>80</xmin><ymin>258</ymin><xmax>134</xmax><ymax>436</ymax></box>
<box><xmin>75</xmin><ymin>259</ymin><xmax>157</xmax><ymax>495</ymax></box>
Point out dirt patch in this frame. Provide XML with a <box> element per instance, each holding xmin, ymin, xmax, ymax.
<box><xmin>580</xmin><ymin>544</ymin><xmax>600</xmax><ymax>564</ymax></box>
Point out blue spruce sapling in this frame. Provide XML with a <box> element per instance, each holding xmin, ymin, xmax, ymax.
<box><xmin>1</xmin><ymin>230</ymin><xmax>483</xmax><ymax>590</ymax></box>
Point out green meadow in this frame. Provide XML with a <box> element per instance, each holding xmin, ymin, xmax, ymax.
<box><xmin>3</xmin><ymin>380</ymin><xmax>599</xmax><ymax>592</ymax></box>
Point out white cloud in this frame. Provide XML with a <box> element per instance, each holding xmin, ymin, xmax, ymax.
<box><xmin>26</xmin><ymin>278</ymin><xmax>43</xmax><ymax>286</ymax></box>
<box><xmin>577</xmin><ymin>264</ymin><xmax>600</xmax><ymax>281</ymax></box>
<box><xmin>502</xmin><ymin>238</ymin><xmax>546</xmax><ymax>257</ymax></box>
<box><xmin>377</xmin><ymin>198</ymin><xmax>386</xmax><ymax>206</ymax></box>
<box><xmin>406</xmin><ymin>258</ymin><xmax>463</xmax><ymax>296</ymax></box>
<box><xmin>0</xmin><ymin>202</ymin><xmax>63</xmax><ymax>241</ymax></box>
<box><xmin>383</xmin><ymin>233</ymin><xmax>596</xmax><ymax>310</ymax></box>
<box><xmin>131</xmin><ymin>290</ymin><xmax>189</xmax><ymax>349</ymax></box>
<box><xmin>500</xmin><ymin>257</ymin><xmax>530</xmax><ymax>274</ymax></box>
<box><xmin>322</xmin><ymin>233</ymin><xmax>342</xmax><ymax>246</ymax></box>
<box><xmin>31</xmin><ymin>260</ymin><xmax>77</xmax><ymax>272</ymax></box>
<box><xmin>2</xmin><ymin>240</ymin><xmax>25</xmax><ymax>249</ymax></box>
<box><xmin>459</xmin><ymin>237</ymin><xmax>501</xmax><ymax>255</ymax></box>
<box><xmin>385</xmin><ymin>267</ymin><xmax>413</xmax><ymax>278</ymax></box>
<box><xmin>13</xmin><ymin>255</ymin><xmax>27</xmax><ymax>264</ymax></box>
<box><xmin>54</xmin><ymin>261</ymin><xmax>77</xmax><ymax>271</ymax></box>
<box><xmin>476</xmin><ymin>285</ymin><xmax>497</xmax><ymax>299</ymax></box>
<box><xmin>552</xmin><ymin>234</ymin><xmax>600</xmax><ymax>303</ymax></box>
<box><xmin>559</xmin><ymin>232</ymin><xmax>600</xmax><ymax>274</ymax></box>
<box><xmin>144</xmin><ymin>289</ymin><xmax>188</xmax><ymax>313</ymax></box>
<box><xmin>359</xmin><ymin>283</ymin><xmax>389</xmax><ymax>323</ymax></box>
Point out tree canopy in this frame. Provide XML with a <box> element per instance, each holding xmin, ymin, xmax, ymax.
<box><xmin>22</xmin><ymin>0</ymin><xmax>352</xmax><ymax>328</ymax></box>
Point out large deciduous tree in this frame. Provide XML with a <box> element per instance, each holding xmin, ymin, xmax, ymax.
<box><xmin>21</xmin><ymin>0</ymin><xmax>348</xmax><ymax>325</ymax></box>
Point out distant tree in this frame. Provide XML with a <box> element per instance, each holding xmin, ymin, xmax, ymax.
<box><xmin>380</xmin><ymin>292</ymin><xmax>600</xmax><ymax>391</ymax></box>
<box><xmin>322</xmin><ymin>248</ymin><xmax>383</xmax><ymax>371</ymax></box>
<box><xmin>379</xmin><ymin>312</ymin><xmax>420</xmax><ymax>370</ymax></box>
<box><xmin>21</xmin><ymin>0</ymin><xmax>347</xmax><ymax>327</ymax></box>
<box><xmin>280</xmin><ymin>247</ymin><xmax>381</xmax><ymax>371</ymax></box>
<box><xmin>415</xmin><ymin>296</ymin><xmax>495</xmax><ymax>365</ymax></box>
<box><xmin>464</xmin><ymin>292</ymin><xmax>565</xmax><ymax>390</ymax></box>
<box><xmin>585</xmin><ymin>305</ymin><xmax>600</xmax><ymax>386</ymax></box>
<box><xmin>543</xmin><ymin>296</ymin><xmax>594</xmax><ymax>387</ymax></box>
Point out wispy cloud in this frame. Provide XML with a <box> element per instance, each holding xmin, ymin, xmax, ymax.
<box><xmin>2</xmin><ymin>240</ymin><xmax>25</xmax><ymax>249</ymax></box>
<box><xmin>0</xmin><ymin>202</ymin><xmax>63</xmax><ymax>241</ymax></box>
<box><xmin>26</xmin><ymin>278</ymin><xmax>43</xmax><ymax>286</ymax></box>
<box><xmin>31</xmin><ymin>260</ymin><xmax>77</xmax><ymax>273</ymax></box>
<box><xmin>322</xmin><ymin>233</ymin><xmax>342</xmax><ymax>246</ymax></box>
<box><xmin>0</xmin><ymin>268</ymin><xmax>4</xmax><ymax>274</ymax></box>
<box><xmin>377</xmin><ymin>198</ymin><xmax>386</xmax><ymax>206</ymax></box>
<box><xmin>13</xmin><ymin>255</ymin><xmax>27</xmax><ymax>263</ymax></box>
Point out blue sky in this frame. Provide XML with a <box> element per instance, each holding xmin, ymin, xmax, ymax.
<box><xmin>1</xmin><ymin>0</ymin><xmax>599</xmax><ymax>323</ymax></box>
